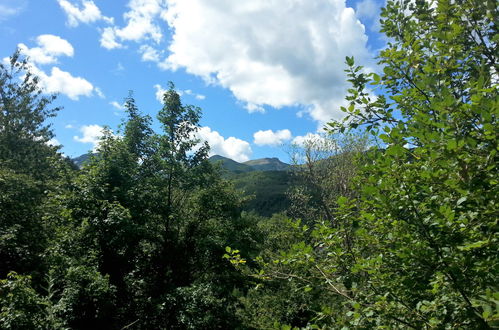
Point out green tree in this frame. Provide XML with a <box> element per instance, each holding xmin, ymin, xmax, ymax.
<box><xmin>0</xmin><ymin>50</ymin><xmax>60</xmax><ymax>179</ymax></box>
<box><xmin>157</xmin><ymin>82</ymin><xmax>209</xmax><ymax>224</ymax></box>
<box><xmin>287</xmin><ymin>133</ymin><xmax>369</xmax><ymax>224</ymax></box>
<box><xmin>234</xmin><ymin>0</ymin><xmax>498</xmax><ymax>328</ymax></box>
<box><xmin>0</xmin><ymin>51</ymin><xmax>66</xmax><ymax>279</ymax></box>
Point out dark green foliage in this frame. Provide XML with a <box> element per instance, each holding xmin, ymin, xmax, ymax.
<box><xmin>233</xmin><ymin>170</ymin><xmax>292</xmax><ymax>217</ymax></box>
<box><xmin>0</xmin><ymin>272</ymin><xmax>48</xmax><ymax>330</ymax></box>
<box><xmin>71</xmin><ymin>152</ymin><xmax>97</xmax><ymax>168</ymax></box>
<box><xmin>231</xmin><ymin>0</ymin><xmax>498</xmax><ymax>328</ymax></box>
<box><xmin>0</xmin><ymin>52</ymin><xmax>69</xmax><ymax>282</ymax></box>
<box><xmin>1</xmin><ymin>1</ymin><xmax>497</xmax><ymax>327</ymax></box>
<box><xmin>0</xmin><ymin>50</ymin><xmax>60</xmax><ymax>180</ymax></box>
<box><xmin>208</xmin><ymin>155</ymin><xmax>293</xmax><ymax>217</ymax></box>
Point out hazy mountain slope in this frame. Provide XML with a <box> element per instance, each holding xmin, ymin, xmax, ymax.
<box><xmin>243</xmin><ymin>157</ymin><xmax>291</xmax><ymax>171</ymax></box>
<box><xmin>208</xmin><ymin>155</ymin><xmax>254</xmax><ymax>174</ymax></box>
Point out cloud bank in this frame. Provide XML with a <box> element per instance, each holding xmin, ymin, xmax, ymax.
<box><xmin>15</xmin><ymin>35</ymin><xmax>97</xmax><ymax>100</ymax></box>
<box><xmin>197</xmin><ymin>126</ymin><xmax>252</xmax><ymax>162</ymax></box>
<box><xmin>161</xmin><ymin>0</ymin><xmax>374</xmax><ymax>123</ymax></box>
<box><xmin>253</xmin><ymin>129</ymin><xmax>292</xmax><ymax>146</ymax></box>
<box><xmin>89</xmin><ymin>0</ymin><xmax>374</xmax><ymax>124</ymax></box>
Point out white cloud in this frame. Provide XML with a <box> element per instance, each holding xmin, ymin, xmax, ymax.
<box><xmin>100</xmin><ymin>27</ymin><xmax>123</xmax><ymax>49</ymax></box>
<box><xmin>47</xmin><ymin>138</ymin><xmax>61</xmax><ymax>146</ymax></box>
<box><xmin>30</xmin><ymin>65</ymin><xmax>94</xmax><ymax>100</ymax></box>
<box><xmin>65</xmin><ymin>124</ymin><xmax>74</xmax><ymax>129</ymax></box>
<box><xmin>73</xmin><ymin>124</ymin><xmax>105</xmax><ymax>150</ymax></box>
<box><xmin>14</xmin><ymin>35</ymin><xmax>97</xmax><ymax>100</ymax></box>
<box><xmin>99</xmin><ymin>0</ymin><xmax>165</xmax><ymax>49</ymax></box>
<box><xmin>0</xmin><ymin>0</ymin><xmax>27</xmax><ymax>21</ymax></box>
<box><xmin>197</xmin><ymin>126</ymin><xmax>252</xmax><ymax>162</ymax></box>
<box><xmin>95</xmin><ymin>87</ymin><xmax>105</xmax><ymax>98</ymax></box>
<box><xmin>57</xmin><ymin>0</ymin><xmax>113</xmax><ymax>27</ymax></box>
<box><xmin>245</xmin><ymin>103</ymin><xmax>265</xmax><ymax>114</ymax></box>
<box><xmin>154</xmin><ymin>84</ymin><xmax>166</xmax><ymax>102</ymax></box>
<box><xmin>116</xmin><ymin>62</ymin><xmax>125</xmax><ymax>72</ymax></box>
<box><xmin>182</xmin><ymin>89</ymin><xmax>205</xmax><ymax>100</ymax></box>
<box><xmin>110</xmin><ymin>101</ymin><xmax>125</xmax><ymax>110</ymax></box>
<box><xmin>292</xmin><ymin>133</ymin><xmax>327</xmax><ymax>147</ymax></box>
<box><xmin>139</xmin><ymin>44</ymin><xmax>161</xmax><ymax>62</ymax></box>
<box><xmin>253</xmin><ymin>129</ymin><xmax>292</xmax><ymax>146</ymax></box>
<box><xmin>161</xmin><ymin>0</ymin><xmax>374</xmax><ymax>124</ymax></box>
<box><xmin>18</xmin><ymin>34</ymin><xmax>74</xmax><ymax>65</ymax></box>
<box><xmin>355</xmin><ymin>0</ymin><xmax>380</xmax><ymax>21</ymax></box>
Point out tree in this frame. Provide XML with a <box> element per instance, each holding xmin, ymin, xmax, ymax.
<box><xmin>157</xmin><ymin>82</ymin><xmax>209</xmax><ymax>223</ymax></box>
<box><xmin>0</xmin><ymin>50</ymin><xmax>61</xmax><ymax>179</ymax></box>
<box><xmin>231</xmin><ymin>0</ymin><xmax>498</xmax><ymax>328</ymax></box>
<box><xmin>0</xmin><ymin>51</ymin><xmax>65</xmax><ymax>280</ymax></box>
<box><xmin>326</xmin><ymin>0</ymin><xmax>498</xmax><ymax>326</ymax></box>
<box><xmin>287</xmin><ymin>133</ymin><xmax>369</xmax><ymax>224</ymax></box>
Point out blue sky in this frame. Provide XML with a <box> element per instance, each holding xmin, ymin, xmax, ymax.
<box><xmin>0</xmin><ymin>0</ymin><xmax>384</xmax><ymax>162</ymax></box>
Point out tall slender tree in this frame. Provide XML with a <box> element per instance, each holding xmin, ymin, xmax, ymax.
<box><xmin>157</xmin><ymin>82</ymin><xmax>209</xmax><ymax>224</ymax></box>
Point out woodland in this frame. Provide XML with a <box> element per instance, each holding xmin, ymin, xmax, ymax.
<box><xmin>0</xmin><ymin>0</ymin><xmax>497</xmax><ymax>329</ymax></box>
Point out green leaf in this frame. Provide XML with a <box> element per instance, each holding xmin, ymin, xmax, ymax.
<box><xmin>458</xmin><ymin>240</ymin><xmax>489</xmax><ymax>251</ymax></box>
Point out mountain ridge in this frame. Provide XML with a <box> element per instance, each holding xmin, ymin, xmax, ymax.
<box><xmin>209</xmin><ymin>155</ymin><xmax>290</xmax><ymax>172</ymax></box>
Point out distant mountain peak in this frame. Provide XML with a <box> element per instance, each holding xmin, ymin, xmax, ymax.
<box><xmin>209</xmin><ymin>155</ymin><xmax>290</xmax><ymax>172</ymax></box>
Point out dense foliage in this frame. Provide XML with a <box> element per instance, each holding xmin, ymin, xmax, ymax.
<box><xmin>1</xmin><ymin>0</ymin><xmax>497</xmax><ymax>329</ymax></box>
<box><xmin>227</xmin><ymin>0</ymin><xmax>498</xmax><ymax>328</ymax></box>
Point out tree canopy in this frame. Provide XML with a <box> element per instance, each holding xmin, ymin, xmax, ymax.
<box><xmin>0</xmin><ymin>0</ymin><xmax>497</xmax><ymax>328</ymax></box>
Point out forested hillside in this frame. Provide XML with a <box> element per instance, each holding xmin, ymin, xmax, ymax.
<box><xmin>1</xmin><ymin>1</ymin><xmax>497</xmax><ymax>329</ymax></box>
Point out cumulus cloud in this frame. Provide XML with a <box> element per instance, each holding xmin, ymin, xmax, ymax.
<box><xmin>99</xmin><ymin>0</ymin><xmax>165</xmax><ymax>49</ymax></box>
<box><xmin>100</xmin><ymin>27</ymin><xmax>123</xmax><ymax>49</ymax></box>
<box><xmin>95</xmin><ymin>87</ymin><xmax>105</xmax><ymax>98</ymax></box>
<box><xmin>253</xmin><ymin>129</ymin><xmax>292</xmax><ymax>146</ymax></box>
<box><xmin>15</xmin><ymin>35</ymin><xmax>97</xmax><ymax>100</ymax></box>
<box><xmin>197</xmin><ymin>126</ymin><xmax>252</xmax><ymax>162</ymax></box>
<box><xmin>161</xmin><ymin>0</ymin><xmax>374</xmax><ymax>124</ymax></box>
<box><xmin>73</xmin><ymin>124</ymin><xmax>106</xmax><ymax>150</ymax></box>
<box><xmin>57</xmin><ymin>0</ymin><xmax>113</xmax><ymax>27</ymax></box>
<box><xmin>292</xmin><ymin>133</ymin><xmax>328</xmax><ymax>147</ymax></box>
<box><xmin>29</xmin><ymin>65</ymin><xmax>94</xmax><ymax>100</ymax></box>
<box><xmin>18</xmin><ymin>34</ymin><xmax>74</xmax><ymax>65</ymax></box>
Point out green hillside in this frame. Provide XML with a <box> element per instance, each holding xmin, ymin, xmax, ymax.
<box><xmin>207</xmin><ymin>155</ymin><xmax>293</xmax><ymax>216</ymax></box>
<box><xmin>208</xmin><ymin>155</ymin><xmax>254</xmax><ymax>174</ymax></box>
<box><xmin>232</xmin><ymin>170</ymin><xmax>293</xmax><ymax>217</ymax></box>
<box><xmin>71</xmin><ymin>152</ymin><xmax>96</xmax><ymax>167</ymax></box>
<box><xmin>243</xmin><ymin>157</ymin><xmax>291</xmax><ymax>171</ymax></box>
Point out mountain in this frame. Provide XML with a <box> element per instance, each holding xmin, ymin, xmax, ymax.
<box><xmin>208</xmin><ymin>155</ymin><xmax>291</xmax><ymax>173</ymax></box>
<box><xmin>208</xmin><ymin>155</ymin><xmax>293</xmax><ymax>217</ymax></box>
<box><xmin>208</xmin><ymin>155</ymin><xmax>254</xmax><ymax>174</ymax></box>
<box><xmin>72</xmin><ymin>152</ymin><xmax>96</xmax><ymax>167</ymax></box>
<box><xmin>232</xmin><ymin>170</ymin><xmax>293</xmax><ymax>217</ymax></box>
<box><xmin>243</xmin><ymin>157</ymin><xmax>291</xmax><ymax>171</ymax></box>
<box><xmin>72</xmin><ymin>153</ymin><xmax>293</xmax><ymax>216</ymax></box>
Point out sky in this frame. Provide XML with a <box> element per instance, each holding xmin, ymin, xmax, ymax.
<box><xmin>0</xmin><ymin>0</ymin><xmax>385</xmax><ymax>162</ymax></box>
